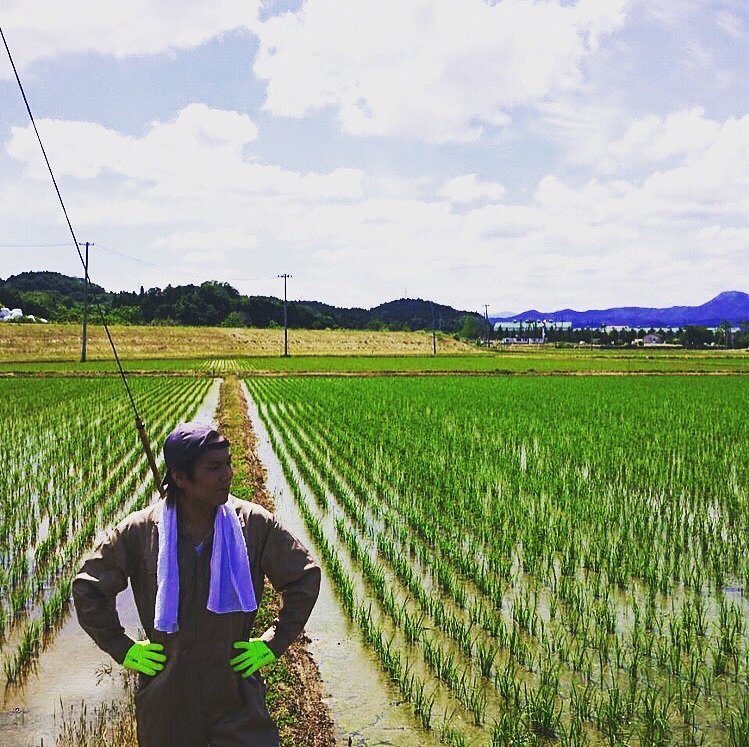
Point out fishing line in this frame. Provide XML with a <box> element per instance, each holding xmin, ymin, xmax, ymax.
<box><xmin>1</xmin><ymin>26</ymin><xmax>164</xmax><ymax>496</ymax></box>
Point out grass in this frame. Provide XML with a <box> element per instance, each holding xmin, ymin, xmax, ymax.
<box><xmin>0</xmin><ymin>323</ymin><xmax>473</xmax><ymax>361</ymax></box>
<box><xmin>0</xmin><ymin>324</ymin><xmax>746</xmax><ymax>373</ymax></box>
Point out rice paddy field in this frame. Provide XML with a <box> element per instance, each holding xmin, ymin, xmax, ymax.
<box><xmin>2</xmin><ymin>346</ymin><xmax>748</xmax><ymax>746</ymax></box>
<box><xmin>0</xmin><ymin>376</ymin><xmax>212</xmax><ymax>687</ymax></box>
<box><xmin>0</xmin><ymin>349</ymin><xmax>747</xmax><ymax>375</ymax></box>
<box><xmin>246</xmin><ymin>375</ymin><xmax>749</xmax><ymax>746</ymax></box>
<box><xmin>0</xmin><ymin>323</ymin><xmax>747</xmax><ymax>373</ymax></box>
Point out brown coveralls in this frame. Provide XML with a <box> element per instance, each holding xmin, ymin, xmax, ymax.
<box><xmin>72</xmin><ymin>496</ymin><xmax>321</xmax><ymax>747</ymax></box>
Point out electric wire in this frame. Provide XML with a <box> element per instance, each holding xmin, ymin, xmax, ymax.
<box><xmin>0</xmin><ymin>241</ymin><xmax>265</xmax><ymax>283</ymax></box>
<box><xmin>0</xmin><ymin>243</ymin><xmax>70</xmax><ymax>248</ymax></box>
<box><xmin>1</xmin><ymin>25</ymin><xmax>164</xmax><ymax>494</ymax></box>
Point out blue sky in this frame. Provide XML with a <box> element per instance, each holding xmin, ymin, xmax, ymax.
<box><xmin>1</xmin><ymin>0</ymin><xmax>747</xmax><ymax>314</ymax></box>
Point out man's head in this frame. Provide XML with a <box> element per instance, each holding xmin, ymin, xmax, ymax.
<box><xmin>162</xmin><ymin>421</ymin><xmax>231</xmax><ymax>495</ymax></box>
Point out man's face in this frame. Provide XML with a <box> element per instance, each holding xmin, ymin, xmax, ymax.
<box><xmin>175</xmin><ymin>446</ymin><xmax>233</xmax><ymax>508</ymax></box>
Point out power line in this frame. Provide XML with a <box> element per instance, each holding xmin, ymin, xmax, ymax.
<box><xmin>0</xmin><ymin>243</ymin><xmax>70</xmax><ymax>248</ymax></box>
<box><xmin>0</xmin><ymin>237</ymin><xmax>273</xmax><ymax>285</ymax></box>
<box><xmin>98</xmin><ymin>244</ymin><xmax>267</xmax><ymax>283</ymax></box>
<box><xmin>0</xmin><ymin>238</ymin><xmax>268</xmax><ymax>284</ymax></box>
<box><xmin>96</xmin><ymin>244</ymin><xmax>267</xmax><ymax>284</ymax></box>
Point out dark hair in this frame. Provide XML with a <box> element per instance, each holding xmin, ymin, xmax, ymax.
<box><xmin>165</xmin><ymin>456</ymin><xmax>200</xmax><ymax>500</ymax></box>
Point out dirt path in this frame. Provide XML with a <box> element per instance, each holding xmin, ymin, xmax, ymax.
<box><xmin>218</xmin><ymin>376</ymin><xmax>336</xmax><ymax>747</ymax></box>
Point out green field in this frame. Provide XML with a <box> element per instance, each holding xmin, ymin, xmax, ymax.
<box><xmin>0</xmin><ymin>376</ymin><xmax>212</xmax><ymax>685</ymax></box>
<box><xmin>4</xmin><ymin>363</ymin><xmax>749</xmax><ymax>745</ymax></box>
<box><xmin>247</xmin><ymin>375</ymin><xmax>749</xmax><ymax>746</ymax></box>
<box><xmin>0</xmin><ymin>348</ymin><xmax>747</xmax><ymax>375</ymax></box>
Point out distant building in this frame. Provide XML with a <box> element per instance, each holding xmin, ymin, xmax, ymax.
<box><xmin>643</xmin><ymin>333</ymin><xmax>664</xmax><ymax>345</ymax></box>
<box><xmin>494</xmin><ymin>319</ymin><xmax>573</xmax><ymax>339</ymax></box>
<box><xmin>501</xmin><ymin>337</ymin><xmax>544</xmax><ymax>345</ymax></box>
<box><xmin>494</xmin><ymin>321</ymin><xmax>526</xmax><ymax>333</ymax></box>
<box><xmin>602</xmin><ymin>325</ymin><xmax>630</xmax><ymax>333</ymax></box>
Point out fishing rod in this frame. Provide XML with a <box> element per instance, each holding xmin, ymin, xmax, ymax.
<box><xmin>1</xmin><ymin>26</ymin><xmax>165</xmax><ymax>498</ymax></box>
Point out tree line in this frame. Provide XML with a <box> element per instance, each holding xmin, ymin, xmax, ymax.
<box><xmin>0</xmin><ymin>272</ymin><xmax>481</xmax><ymax>334</ymax></box>
<box><xmin>491</xmin><ymin>321</ymin><xmax>749</xmax><ymax>349</ymax></box>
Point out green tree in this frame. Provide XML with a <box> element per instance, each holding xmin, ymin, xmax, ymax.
<box><xmin>459</xmin><ymin>314</ymin><xmax>484</xmax><ymax>340</ymax></box>
<box><xmin>680</xmin><ymin>325</ymin><xmax>714</xmax><ymax>348</ymax></box>
<box><xmin>107</xmin><ymin>305</ymin><xmax>143</xmax><ymax>325</ymax></box>
<box><xmin>735</xmin><ymin>321</ymin><xmax>749</xmax><ymax>348</ymax></box>
<box><xmin>220</xmin><ymin>311</ymin><xmax>247</xmax><ymax>328</ymax></box>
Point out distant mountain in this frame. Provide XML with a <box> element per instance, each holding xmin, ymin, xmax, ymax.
<box><xmin>493</xmin><ymin>292</ymin><xmax>749</xmax><ymax>328</ymax></box>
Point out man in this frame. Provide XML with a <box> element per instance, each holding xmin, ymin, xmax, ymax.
<box><xmin>73</xmin><ymin>421</ymin><xmax>321</xmax><ymax>747</ymax></box>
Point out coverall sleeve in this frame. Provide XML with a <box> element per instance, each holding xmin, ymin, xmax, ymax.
<box><xmin>258</xmin><ymin>516</ymin><xmax>321</xmax><ymax>658</ymax></box>
<box><xmin>72</xmin><ymin>522</ymin><xmax>136</xmax><ymax>665</ymax></box>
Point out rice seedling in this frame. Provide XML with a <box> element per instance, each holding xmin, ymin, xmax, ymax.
<box><xmin>246</xmin><ymin>374</ymin><xmax>749</xmax><ymax>745</ymax></box>
<box><xmin>1</xmin><ymin>376</ymin><xmax>212</xmax><ymax>686</ymax></box>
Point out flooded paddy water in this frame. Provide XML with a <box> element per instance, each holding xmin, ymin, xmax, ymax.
<box><xmin>3</xmin><ymin>377</ymin><xmax>433</xmax><ymax>746</ymax></box>
<box><xmin>1</xmin><ymin>380</ymin><xmax>222</xmax><ymax>746</ymax></box>
<box><xmin>244</xmin><ymin>383</ymin><xmax>444</xmax><ymax>747</ymax></box>
<box><xmin>1</xmin><ymin>589</ymin><xmax>141</xmax><ymax>746</ymax></box>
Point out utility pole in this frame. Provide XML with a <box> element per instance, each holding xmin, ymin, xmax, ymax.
<box><xmin>277</xmin><ymin>273</ymin><xmax>292</xmax><ymax>357</ymax></box>
<box><xmin>484</xmin><ymin>304</ymin><xmax>491</xmax><ymax>347</ymax></box>
<box><xmin>78</xmin><ymin>241</ymin><xmax>93</xmax><ymax>362</ymax></box>
<box><xmin>431</xmin><ymin>301</ymin><xmax>437</xmax><ymax>355</ymax></box>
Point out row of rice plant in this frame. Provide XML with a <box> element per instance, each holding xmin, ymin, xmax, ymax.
<box><xmin>235</xmin><ymin>353</ymin><xmax>749</xmax><ymax>374</ymax></box>
<box><xmin>246</xmin><ymin>375</ymin><xmax>749</xmax><ymax>746</ymax></box>
<box><xmin>0</xmin><ymin>376</ymin><xmax>212</xmax><ymax>685</ymax></box>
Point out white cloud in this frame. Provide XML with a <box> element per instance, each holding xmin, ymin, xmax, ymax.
<box><xmin>526</xmin><ymin>110</ymin><xmax>749</xmax><ymax>238</ymax></box>
<box><xmin>639</xmin><ymin>113</ymin><xmax>749</xmax><ymax>213</ymax></box>
<box><xmin>6</xmin><ymin>104</ymin><xmax>362</xmax><ymax>205</ymax></box>
<box><xmin>636</xmin><ymin>0</ymin><xmax>701</xmax><ymax>26</ymax></box>
<box><xmin>439</xmin><ymin>174</ymin><xmax>506</xmax><ymax>204</ymax></box>
<box><xmin>182</xmin><ymin>249</ymin><xmax>227</xmax><ymax>264</ymax></box>
<box><xmin>716</xmin><ymin>10</ymin><xmax>745</xmax><ymax>38</ymax></box>
<box><xmin>542</xmin><ymin>104</ymin><xmax>733</xmax><ymax>176</ymax></box>
<box><xmin>3</xmin><ymin>104</ymin><xmax>748</xmax><ymax>311</ymax></box>
<box><xmin>607</xmin><ymin>107</ymin><xmax>722</xmax><ymax>164</ymax></box>
<box><xmin>154</xmin><ymin>229</ymin><xmax>258</xmax><ymax>256</ymax></box>
<box><xmin>0</xmin><ymin>0</ymin><xmax>260</xmax><ymax>73</ymax></box>
<box><xmin>254</xmin><ymin>0</ymin><xmax>629</xmax><ymax>143</ymax></box>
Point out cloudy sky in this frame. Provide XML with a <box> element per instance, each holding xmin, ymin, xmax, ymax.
<box><xmin>0</xmin><ymin>0</ymin><xmax>747</xmax><ymax>314</ymax></box>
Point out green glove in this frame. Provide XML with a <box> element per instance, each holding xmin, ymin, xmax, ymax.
<box><xmin>123</xmin><ymin>640</ymin><xmax>167</xmax><ymax>676</ymax></box>
<box><xmin>229</xmin><ymin>639</ymin><xmax>276</xmax><ymax>677</ymax></box>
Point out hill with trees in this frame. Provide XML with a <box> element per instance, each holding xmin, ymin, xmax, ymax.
<box><xmin>0</xmin><ymin>272</ymin><xmax>482</xmax><ymax>333</ymax></box>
